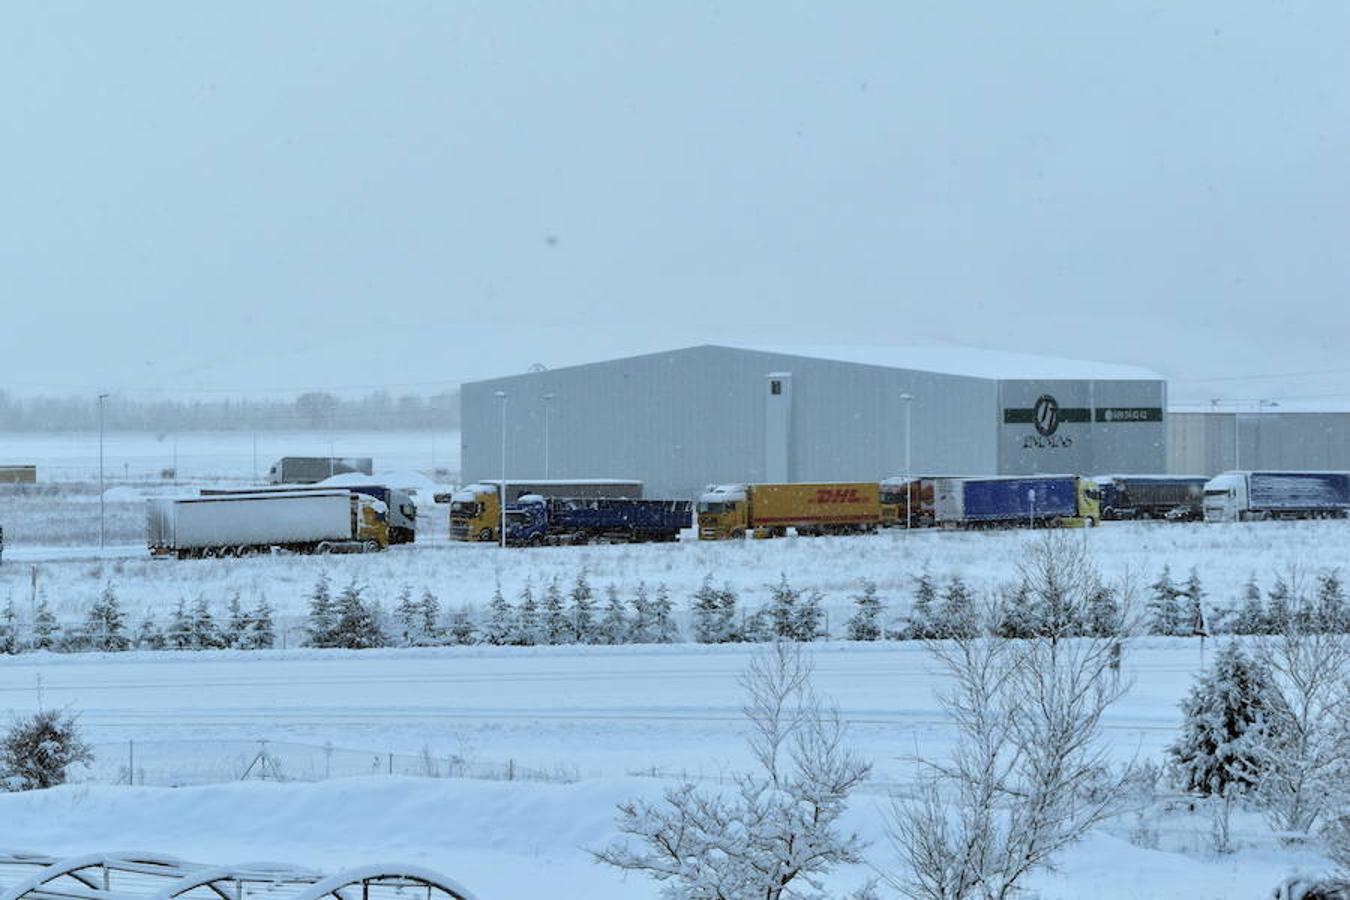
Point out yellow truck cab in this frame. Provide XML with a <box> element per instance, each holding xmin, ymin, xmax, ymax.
<box><xmin>1073</xmin><ymin>476</ymin><xmax>1102</xmax><ymax>527</ymax></box>
<box><xmin>355</xmin><ymin>495</ymin><xmax>392</xmax><ymax>549</ymax></box>
<box><xmin>697</xmin><ymin>485</ymin><xmax>749</xmax><ymax>540</ymax></box>
<box><xmin>449</xmin><ymin>484</ymin><xmax>501</xmax><ymax>542</ymax></box>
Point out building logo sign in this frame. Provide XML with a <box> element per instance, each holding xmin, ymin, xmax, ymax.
<box><xmin>1033</xmin><ymin>394</ymin><xmax>1060</xmax><ymax>436</ymax></box>
<box><xmin>1096</xmin><ymin>407</ymin><xmax>1163</xmax><ymax>423</ymax></box>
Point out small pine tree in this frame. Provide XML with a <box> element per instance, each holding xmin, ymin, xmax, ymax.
<box><xmin>691</xmin><ymin>575</ymin><xmax>724</xmax><ymax>644</ymax></box>
<box><xmin>190</xmin><ymin>596</ymin><xmax>222</xmax><ymax>650</ymax></box>
<box><xmin>715</xmin><ymin>584</ymin><xmax>740</xmax><ymax>643</ymax></box>
<box><xmin>1148</xmin><ymin>565</ymin><xmax>1184</xmax><ymax>636</ymax></box>
<box><xmin>767</xmin><ymin>574</ymin><xmax>799</xmax><ymax>640</ymax></box>
<box><xmin>134</xmin><ymin>611</ymin><xmax>166</xmax><ymax>650</ymax></box>
<box><xmin>0</xmin><ymin>599</ymin><xmax>18</xmax><ymax>655</ymax></box>
<box><xmin>1232</xmin><ymin>575</ymin><xmax>1267</xmax><ymax>635</ymax></box>
<box><xmin>935</xmin><ymin>575</ymin><xmax>977</xmax><ymax>639</ymax></box>
<box><xmin>445</xmin><ymin>607</ymin><xmax>477</xmax><ymax>645</ymax></box>
<box><xmin>1168</xmin><ymin>642</ymin><xmax>1277</xmax><ymax>797</ymax></box>
<box><xmin>907</xmin><ymin>571</ymin><xmax>938</xmax><ymax>640</ymax></box>
<box><xmin>514</xmin><ymin>582</ymin><xmax>540</xmax><ymax>646</ymax></box>
<box><xmin>569</xmin><ymin>571</ymin><xmax>596</xmax><ymax>644</ymax></box>
<box><xmin>793</xmin><ymin>589</ymin><xmax>825</xmax><ymax>641</ymax></box>
<box><xmin>329</xmin><ymin>580</ymin><xmax>386</xmax><ymax>649</ymax></box>
<box><xmin>1265</xmin><ymin>574</ymin><xmax>1293</xmax><ymax>634</ymax></box>
<box><xmin>1314</xmin><ymin>570</ymin><xmax>1346</xmax><ymax>633</ymax></box>
<box><xmin>306</xmin><ymin>574</ymin><xmax>335</xmax><ymax>648</ymax></box>
<box><xmin>166</xmin><ymin>598</ymin><xmax>193</xmax><ymax>650</ymax></box>
<box><xmin>995</xmin><ymin>581</ymin><xmax>1037</xmax><ymax>639</ymax></box>
<box><xmin>542</xmin><ymin>577</ymin><xmax>569</xmax><ymax>645</ymax></box>
<box><xmin>845</xmin><ymin>579</ymin><xmax>883</xmax><ymax>642</ymax></box>
<box><xmin>85</xmin><ymin>583</ymin><xmax>129</xmax><ymax>652</ymax></box>
<box><xmin>650</xmin><ymin>583</ymin><xmax>680</xmax><ymax>644</ymax></box>
<box><xmin>629</xmin><ymin>581</ymin><xmax>654</xmax><ymax>644</ymax></box>
<box><xmin>598</xmin><ymin>583</ymin><xmax>630</xmax><ymax>645</ymax></box>
<box><xmin>482</xmin><ymin>583</ymin><xmax>515</xmax><ymax>646</ymax></box>
<box><xmin>1084</xmin><ymin>584</ymin><xmax>1122</xmax><ymax>638</ymax></box>
<box><xmin>740</xmin><ymin>607</ymin><xmax>774</xmax><ymax>643</ymax></box>
<box><xmin>418</xmin><ymin>590</ymin><xmax>442</xmax><ymax>644</ymax></box>
<box><xmin>248</xmin><ymin>596</ymin><xmax>275</xmax><ymax>650</ymax></box>
<box><xmin>223</xmin><ymin>592</ymin><xmax>250</xmax><ymax>649</ymax></box>
<box><xmin>30</xmin><ymin>596</ymin><xmax>57</xmax><ymax>652</ymax></box>
<box><xmin>393</xmin><ymin>585</ymin><xmax>420</xmax><ymax>647</ymax></box>
<box><xmin>1181</xmin><ymin>568</ymin><xmax>1206</xmax><ymax>637</ymax></box>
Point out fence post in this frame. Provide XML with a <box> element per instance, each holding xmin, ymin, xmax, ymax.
<box><xmin>128</xmin><ymin>740</ymin><xmax>134</xmax><ymax>785</ymax></box>
<box><xmin>388</xmin><ymin>753</ymin><xmax>393</xmax><ymax>775</ymax></box>
<box><xmin>508</xmin><ymin>759</ymin><xmax>515</xmax><ymax>781</ymax></box>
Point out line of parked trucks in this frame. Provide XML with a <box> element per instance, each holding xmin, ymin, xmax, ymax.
<box><xmin>144</xmin><ymin>464</ymin><xmax>1350</xmax><ymax>558</ymax></box>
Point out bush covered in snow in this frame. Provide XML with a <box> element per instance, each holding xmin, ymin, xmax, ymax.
<box><xmin>1</xmin><ymin>708</ymin><xmax>93</xmax><ymax>791</ymax></box>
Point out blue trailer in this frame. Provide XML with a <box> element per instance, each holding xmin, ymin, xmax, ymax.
<box><xmin>1095</xmin><ymin>475</ymin><xmax>1208</xmax><ymax>521</ymax></box>
<box><xmin>505</xmin><ymin>496</ymin><xmax>692</xmax><ymax>545</ymax></box>
<box><xmin>934</xmin><ymin>475</ymin><xmax>1099</xmax><ymax>528</ymax></box>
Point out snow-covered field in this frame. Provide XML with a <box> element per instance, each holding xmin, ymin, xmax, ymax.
<box><xmin>0</xmin><ymin>641</ymin><xmax>1334</xmax><ymax>898</ymax></box>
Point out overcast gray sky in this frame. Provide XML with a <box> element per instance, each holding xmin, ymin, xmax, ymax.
<box><xmin>2</xmin><ymin>2</ymin><xmax>1347</xmax><ymax>404</ymax></box>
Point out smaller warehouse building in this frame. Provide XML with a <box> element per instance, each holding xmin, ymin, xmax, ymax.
<box><xmin>1167</xmin><ymin>406</ymin><xmax>1350</xmax><ymax>475</ymax></box>
<box><xmin>460</xmin><ymin>345</ymin><xmax>1168</xmax><ymax>500</ymax></box>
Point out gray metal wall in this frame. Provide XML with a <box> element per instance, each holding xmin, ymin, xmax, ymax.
<box><xmin>996</xmin><ymin>379</ymin><xmax>1168</xmax><ymax>475</ymax></box>
<box><xmin>460</xmin><ymin>346</ymin><xmax>999</xmax><ymax>499</ymax></box>
<box><xmin>1168</xmin><ymin>412</ymin><xmax>1350</xmax><ymax>475</ymax></box>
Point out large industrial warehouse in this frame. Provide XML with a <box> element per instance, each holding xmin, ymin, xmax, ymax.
<box><xmin>459</xmin><ymin>345</ymin><xmax>1168</xmax><ymax>499</ymax></box>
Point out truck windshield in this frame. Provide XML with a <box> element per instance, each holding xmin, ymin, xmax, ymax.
<box><xmin>1203</xmin><ymin>489</ymin><xmax>1231</xmax><ymax>498</ymax></box>
<box><xmin>449</xmin><ymin>501</ymin><xmax>479</xmax><ymax>517</ymax></box>
<box><xmin>505</xmin><ymin>511</ymin><xmax>529</xmax><ymax>526</ymax></box>
<box><xmin>697</xmin><ymin>502</ymin><xmax>724</xmax><ymax>514</ymax></box>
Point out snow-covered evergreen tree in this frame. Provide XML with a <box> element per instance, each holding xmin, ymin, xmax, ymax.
<box><xmin>1</xmin><ymin>708</ymin><xmax>93</xmax><ymax>790</ymax></box>
<box><xmin>514</xmin><ymin>582</ymin><xmax>540</xmax><ymax>646</ymax></box>
<box><xmin>935</xmin><ymin>575</ymin><xmax>977</xmax><ymax>639</ymax></box>
<box><xmin>223</xmin><ymin>591</ymin><xmax>250</xmax><ymax>648</ymax></box>
<box><xmin>1233</xmin><ymin>575</ymin><xmax>1267</xmax><ymax>635</ymax></box>
<box><xmin>767</xmin><ymin>574</ymin><xmax>799</xmax><ymax>640</ymax></box>
<box><xmin>445</xmin><ymin>607</ymin><xmax>477</xmax><ymax>645</ymax></box>
<box><xmin>0</xmin><ymin>599</ymin><xmax>18</xmax><ymax>655</ymax></box>
<box><xmin>906</xmin><ymin>571</ymin><xmax>938</xmax><ymax>639</ymax></box>
<box><xmin>793</xmin><ymin>589</ymin><xmax>825</xmax><ymax>641</ymax></box>
<box><xmin>650</xmin><ymin>583</ymin><xmax>679</xmax><ymax>644</ymax></box>
<box><xmin>85</xmin><ymin>583</ymin><xmax>129</xmax><ymax>652</ymax></box>
<box><xmin>165</xmin><ymin>598</ymin><xmax>192</xmax><ymax>650</ymax></box>
<box><xmin>247</xmin><ymin>596</ymin><xmax>275</xmax><ymax>650</ymax></box>
<box><xmin>1314</xmin><ymin>570</ymin><xmax>1347</xmax><ymax>633</ymax></box>
<box><xmin>691</xmin><ymin>575</ymin><xmax>723</xmax><ymax>644</ymax></box>
<box><xmin>845</xmin><ymin>579</ymin><xmax>883</xmax><ymax>641</ymax></box>
<box><xmin>30</xmin><ymin>596</ymin><xmax>57</xmax><ymax>652</ymax></box>
<box><xmin>542</xmin><ymin>577</ymin><xmax>569</xmax><ymax>645</ymax></box>
<box><xmin>1182</xmin><ymin>567</ymin><xmax>1206</xmax><ymax>637</ymax></box>
<box><xmin>629</xmin><ymin>581</ymin><xmax>654</xmax><ymax>644</ymax></box>
<box><xmin>1168</xmin><ymin>642</ymin><xmax>1277</xmax><ymax>797</ymax></box>
<box><xmin>393</xmin><ymin>585</ymin><xmax>420</xmax><ymax>647</ymax></box>
<box><xmin>1266</xmin><ymin>573</ymin><xmax>1294</xmax><ymax>634</ymax></box>
<box><xmin>418</xmin><ymin>590</ymin><xmax>442</xmax><ymax>644</ymax></box>
<box><xmin>569</xmin><ymin>571</ymin><xmax>596</xmax><ymax>643</ymax></box>
<box><xmin>1148</xmin><ymin>565</ymin><xmax>1184</xmax><ymax>636</ymax></box>
<box><xmin>190</xmin><ymin>596</ymin><xmax>222</xmax><ymax>649</ymax></box>
<box><xmin>1084</xmin><ymin>583</ymin><xmax>1122</xmax><ymax>638</ymax></box>
<box><xmin>134</xmin><ymin>611</ymin><xmax>165</xmax><ymax>651</ymax></box>
<box><xmin>994</xmin><ymin>581</ymin><xmax>1037</xmax><ymax>639</ymax></box>
<box><xmin>482</xmin><ymin>583</ymin><xmax>515</xmax><ymax>646</ymax></box>
<box><xmin>598</xmin><ymin>583</ymin><xmax>629</xmax><ymax>645</ymax></box>
<box><xmin>329</xmin><ymin>580</ymin><xmax>386</xmax><ymax>649</ymax></box>
<box><xmin>306</xmin><ymin>574</ymin><xmax>335</xmax><ymax>647</ymax></box>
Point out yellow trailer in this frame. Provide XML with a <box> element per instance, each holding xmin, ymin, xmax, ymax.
<box><xmin>0</xmin><ymin>466</ymin><xmax>36</xmax><ymax>485</ymax></box>
<box><xmin>697</xmin><ymin>482</ymin><xmax>882</xmax><ymax>540</ymax></box>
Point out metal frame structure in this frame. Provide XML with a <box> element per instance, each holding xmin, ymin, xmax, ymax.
<box><xmin>0</xmin><ymin>854</ymin><xmax>478</xmax><ymax>900</ymax></box>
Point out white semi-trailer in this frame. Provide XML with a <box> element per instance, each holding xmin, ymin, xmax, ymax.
<box><xmin>148</xmin><ymin>491</ymin><xmax>389</xmax><ymax>559</ymax></box>
<box><xmin>1202</xmin><ymin>471</ymin><xmax>1350</xmax><ymax>522</ymax></box>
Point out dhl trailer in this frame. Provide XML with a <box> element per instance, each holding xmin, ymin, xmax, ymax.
<box><xmin>697</xmin><ymin>482</ymin><xmax>882</xmax><ymax>540</ymax></box>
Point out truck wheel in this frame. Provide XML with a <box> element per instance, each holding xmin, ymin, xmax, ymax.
<box><xmin>363</xmin><ymin>540</ymin><xmax>379</xmax><ymax>553</ymax></box>
<box><xmin>731</xmin><ymin>528</ymin><xmax>745</xmax><ymax>540</ymax></box>
<box><xmin>316</xmin><ymin>541</ymin><xmax>333</xmax><ymax>555</ymax></box>
<box><xmin>478</xmin><ymin>528</ymin><xmax>493</xmax><ymax>542</ymax></box>
<box><xmin>202</xmin><ymin>547</ymin><xmax>218</xmax><ymax>559</ymax></box>
<box><xmin>529</xmin><ymin>535</ymin><xmax>543</xmax><ymax>547</ymax></box>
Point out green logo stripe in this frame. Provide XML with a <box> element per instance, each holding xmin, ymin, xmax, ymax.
<box><xmin>1003</xmin><ymin>407</ymin><xmax>1090</xmax><ymax>424</ymax></box>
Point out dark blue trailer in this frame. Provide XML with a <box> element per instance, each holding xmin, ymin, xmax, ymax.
<box><xmin>505</xmin><ymin>496</ymin><xmax>692</xmax><ymax>545</ymax></box>
<box><xmin>935</xmin><ymin>475</ymin><xmax>1098</xmax><ymax>528</ymax></box>
<box><xmin>1096</xmin><ymin>475</ymin><xmax>1208</xmax><ymax>521</ymax></box>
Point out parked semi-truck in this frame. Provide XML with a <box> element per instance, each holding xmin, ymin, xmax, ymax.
<box><xmin>201</xmin><ymin>484</ymin><xmax>417</xmax><ymax>543</ymax></box>
<box><xmin>504</xmin><ymin>495</ymin><xmax>692</xmax><ymax>545</ymax></box>
<box><xmin>934</xmin><ymin>475</ymin><xmax>1100</xmax><ymax>528</ymax></box>
<box><xmin>268</xmin><ymin>457</ymin><xmax>374</xmax><ymax>485</ymax></box>
<box><xmin>449</xmin><ymin>479</ymin><xmax>643</xmax><ymax>542</ymax></box>
<box><xmin>879</xmin><ymin>476</ymin><xmax>936</xmax><ymax>527</ymax></box>
<box><xmin>148</xmin><ymin>490</ymin><xmax>389</xmax><ymax>558</ymax></box>
<box><xmin>697</xmin><ymin>482</ymin><xmax>882</xmax><ymax>540</ymax></box>
<box><xmin>1202</xmin><ymin>471</ymin><xmax>1350</xmax><ymax>522</ymax></box>
<box><xmin>1095</xmin><ymin>475</ymin><xmax>1207</xmax><ymax>521</ymax></box>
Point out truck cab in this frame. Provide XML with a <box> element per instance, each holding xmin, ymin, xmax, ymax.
<box><xmin>354</xmin><ymin>495</ymin><xmax>392</xmax><ymax>550</ymax></box>
<box><xmin>697</xmin><ymin>485</ymin><xmax>748</xmax><ymax>540</ymax></box>
<box><xmin>1203</xmin><ymin>472</ymin><xmax>1245</xmax><ymax>522</ymax></box>
<box><xmin>503</xmin><ymin>495</ymin><xmax>550</xmax><ymax>545</ymax></box>
<box><xmin>449</xmin><ymin>484</ymin><xmax>501</xmax><ymax>541</ymax></box>
<box><xmin>1074</xmin><ymin>477</ymin><xmax>1102</xmax><ymax>526</ymax></box>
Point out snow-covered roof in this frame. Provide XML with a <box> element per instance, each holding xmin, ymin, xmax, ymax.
<box><xmin>715</xmin><ymin>343</ymin><xmax>1160</xmax><ymax>381</ymax></box>
<box><xmin>1170</xmin><ymin>401</ymin><xmax>1350</xmax><ymax>414</ymax></box>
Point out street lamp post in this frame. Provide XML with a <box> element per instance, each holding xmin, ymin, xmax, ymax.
<box><xmin>542</xmin><ymin>393</ymin><xmax>556</xmax><ymax>480</ymax></box>
<box><xmin>496</xmin><ymin>390</ymin><xmax>508</xmax><ymax>549</ymax></box>
<box><xmin>900</xmin><ymin>392</ymin><xmax>914</xmax><ymax>530</ymax></box>
<box><xmin>98</xmin><ymin>393</ymin><xmax>109</xmax><ymax>552</ymax></box>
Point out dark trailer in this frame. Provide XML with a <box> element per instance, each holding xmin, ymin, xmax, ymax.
<box><xmin>1096</xmin><ymin>475</ymin><xmax>1207</xmax><ymax>521</ymax></box>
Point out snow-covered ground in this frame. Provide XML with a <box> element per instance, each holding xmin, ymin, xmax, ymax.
<box><xmin>0</xmin><ymin>641</ymin><xmax>1334</xmax><ymax>898</ymax></box>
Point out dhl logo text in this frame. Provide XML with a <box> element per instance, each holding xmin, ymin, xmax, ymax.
<box><xmin>814</xmin><ymin>488</ymin><xmax>863</xmax><ymax>504</ymax></box>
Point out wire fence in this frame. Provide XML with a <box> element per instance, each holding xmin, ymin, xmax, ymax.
<box><xmin>80</xmin><ymin>738</ymin><xmax>577</xmax><ymax>788</ymax></box>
